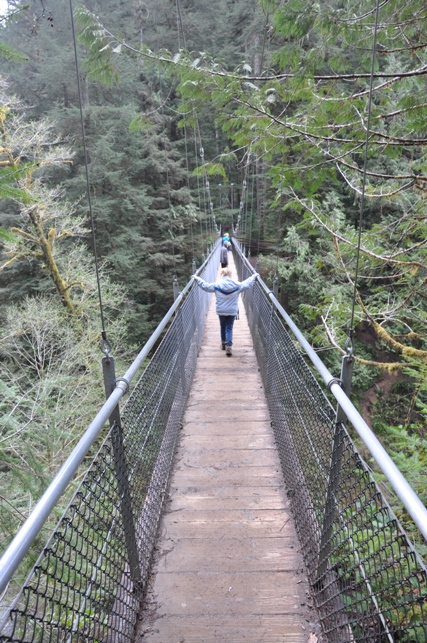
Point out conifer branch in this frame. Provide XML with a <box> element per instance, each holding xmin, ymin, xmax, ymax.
<box><xmin>291</xmin><ymin>192</ymin><xmax>425</xmax><ymax>268</ymax></box>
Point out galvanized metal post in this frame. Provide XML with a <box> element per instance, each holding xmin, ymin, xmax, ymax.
<box><xmin>176</xmin><ymin>308</ymin><xmax>187</xmax><ymax>394</ymax></box>
<box><xmin>192</xmin><ymin>259</ymin><xmax>197</xmax><ymax>275</ymax></box>
<box><xmin>265</xmin><ymin>306</ymin><xmax>275</xmax><ymax>397</ymax></box>
<box><xmin>316</xmin><ymin>351</ymin><xmax>354</xmax><ymax>583</ymax></box>
<box><xmin>336</xmin><ymin>348</ymin><xmax>354</xmax><ymax>423</ymax></box>
<box><xmin>102</xmin><ymin>355</ymin><xmax>121</xmax><ymax>428</ymax></box>
<box><xmin>102</xmin><ymin>355</ymin><xmax>142</xmax><ymax>591</ymax></box>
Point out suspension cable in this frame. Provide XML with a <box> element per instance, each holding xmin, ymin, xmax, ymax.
<box><xmin>175</xmin><ymin>0</ymin><xmax>186</xmax><ymax>50</ymax></box>
<box><xmin>275</xmin><ymin>208</ymin><xmax>282</xmax><ymax>276</ymax></box>
<box><xmin>183</xmin><ymin>121</ymin><xmax>195</xmax><ymax>262</ymax></box>
<box><xmin>248</xmin><ymin>153</ymin><xmax>256</xmax><ymax>256</ymax></box>
<box><xmin>196</xmin><ymin>128</ymin><xmax>211</xmax><ymax>254</ymax></box>
<box><xmin>347</xmin><ymin>0</ymin><xmax>381</xmax><ymax>348</ymax></box>
<box><xmin>69</xmin><ymin>0</ymin><xmax>109</xmax><ymax>350</ymax></box>
<box><xmin>256</xmin><ymin>165</ymin><xmax>262</xmax><ymax>260</ymax></box>
<box><xmin>235</xmin><ymin>154</ymin><xmax>249</xmax><ymax>236</ymax></box>
<box><xmin>192</xmin><ymin>120</ymin><xmax>205</xmax><ymax>254</ymax></box>
<box><xmin>163</xmin><ymin>140</ymin><xmax>177</xmax><ymax>276</ymax></box>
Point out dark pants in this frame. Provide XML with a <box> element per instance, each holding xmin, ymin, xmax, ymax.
<box><xmin>219</xmin><ymin>315</ymin><xmax>235</xmax><ymax>346</ymax></box>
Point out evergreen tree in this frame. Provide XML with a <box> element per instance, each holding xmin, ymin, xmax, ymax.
<box><xmin>0</xmin><ymin>0</ymin><xmax>212</xmax><ymax>342</ymax></box>
<box><xmin>0</xmin><ymin>77</ymin><xmax>130</xmax><ymax>550</ymax></box>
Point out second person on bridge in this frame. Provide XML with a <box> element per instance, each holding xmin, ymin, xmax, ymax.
<box><xmin>191</xmin><ymin>268</ymin><xmax>258</xmax><ymax>357</ymax></box>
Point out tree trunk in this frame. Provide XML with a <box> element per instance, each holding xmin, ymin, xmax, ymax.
<box><xmin>28</xmin><ymin>207</ymin><xmax>76</xmax><ymax>315</ymax></box>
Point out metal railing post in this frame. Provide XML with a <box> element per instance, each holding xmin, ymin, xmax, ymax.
<box><xmin>336</xmin><ymin>347</ymin><xmax>354</xmax><ymax>424</ymax></box>
<box><xmin>175</xmin><ymin>308</ymin><xmax>187</xmax><ymax>394</ymax></box>
<box><xmin>316</xmin><ymin>352</ymin><xmax>354</xmax><ymax>582</ymax></box>
<box><xmin>111</xmin><ymin>422</ymin><xmax>143</xmax><ymax>591</ymax></box>
<box><xmin>265</xmin><ymin>306</ymin><xmax>275</xmax><ymax>397</ymax></box>
<box><xmin>102</xmin><ymin>355</ymin><xmax>121</xmax><ymax>427</ymax></box>
<box><xmin>102</xmin><ymin>356</ymin><xmax>142</xmax><ymax>591</ymax></box>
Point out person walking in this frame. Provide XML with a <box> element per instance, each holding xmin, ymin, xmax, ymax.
<box><xmin>191</xmin><ymin>268</ymin><xmax>258</xmax><ymax>356</ymax></box>
<box><xmin>220</xmin><ymin>243</ymin><xmax>229</xmax><ymax>268</ymax></box>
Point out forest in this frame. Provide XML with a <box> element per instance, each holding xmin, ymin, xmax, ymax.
<box><xmin>1</xmin><ymin>0</ymin><xmax>427</xmax><ymax>560</ymax></box>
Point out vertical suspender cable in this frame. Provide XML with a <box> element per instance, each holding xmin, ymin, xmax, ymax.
<box><xmin>175</xmin><ymin>0</ymin><xmax>186</xmax><ymax>50</ymax></box>
<box><xmin>174</xmin><ymin>0</ymin><xmax>195</xmax><ymax>265</ymax></box>
<box><xmin>193</xmin><ymin>121</ymin><xmax>205</xmax><ymax>253</ymax></box>
<box><xmin>248</xmin><ymin>154</ymin><xmax>256</xmax><ymax>257</ymax></box>
<box><xmin>69</xmin><ymin>0</ymin><xmax>108</xmax><ymax>348</ymax></box>
<box><xmin>347</xmin><ymin>0</ymin><xmax>381</xmax><ymax>345</ymax></box>
<box><xmin>183</xmin><ymin>122</ymin><xmax>196</xmax><ymax>263</ymax></box>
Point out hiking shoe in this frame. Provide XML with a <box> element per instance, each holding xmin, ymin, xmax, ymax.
<box><xmin>221</xmin><ymin>341</ymin><xmax>226</xmax><ymax>350</ymax></box>
<box><xmin>226</xmin><ymin>345</ymin><xmax>232</xmax><ymax>357</ymax></box>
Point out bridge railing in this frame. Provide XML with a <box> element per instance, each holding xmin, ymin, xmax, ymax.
<box><xmin>0</xmin><ymin>244</ymin><xmax>220</xmax><ymax>643</ymax></box>
<box><xmin>234</xmin><ymin>240</ymin><xmax>427</xmax><ymax>643</ymax></box>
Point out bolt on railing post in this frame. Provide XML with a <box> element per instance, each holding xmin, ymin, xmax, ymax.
<box><xmin>102</xmin><ymin>356</ymin><xmax>142</xmax><ymax>591</ymax></box>
<box><xmin>316</xmin><ymin>352</ymin><xmax>354</xmax><ymax>583</ymax></box>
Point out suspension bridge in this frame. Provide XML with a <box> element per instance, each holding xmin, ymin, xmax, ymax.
<box><xmin>1</xmin><ymin>240</ymin><xmax>427</xmax><ymax>643</ymax></box>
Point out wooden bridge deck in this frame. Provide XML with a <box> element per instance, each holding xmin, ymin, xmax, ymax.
<box><xmin>137</xmin><ymin>257</ymin><xmax>319</xmax><ymax>642</ymax></box>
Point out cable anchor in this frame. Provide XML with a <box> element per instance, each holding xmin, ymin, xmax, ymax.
<box><xmin>100</xmin><ymin>330</ymin><xmax>112</xmax><ymax>358</ymax></box>
<box><xmin>344</xmin><ymin>330</ymin><xmax>354</xmax><ymax>360</ymax></box>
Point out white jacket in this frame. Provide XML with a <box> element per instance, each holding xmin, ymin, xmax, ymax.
<box><xmin>193</xmin><ymin>274</ymin><xmax>258</xmax><ymax>316</ymax></box>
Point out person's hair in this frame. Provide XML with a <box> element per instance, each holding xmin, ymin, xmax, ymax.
<box><xmin>221</xmin><ymin>267</ymin><xmax>232</xmax><ymax>277</ymax></box>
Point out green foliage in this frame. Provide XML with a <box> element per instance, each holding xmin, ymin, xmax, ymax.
<box><xmin>74</xmin><ymin>5</ymin><xmax>120</xmax><ymax>86</ymax></box>
<box><xmin>0</xmin><ymin>76</ymin><xmax>133</xmax><ymax>563</ymax></box>
<box><xmin>192</xmin><ymin>162</ymin><xmax>227</xmax><ymax>179</ymax></box>
<box><xmin>0</xmin><ymin>40</ymin><xmax>29</xmax><ymax>62</ymax></box>
<box><xmin>0</xmin><ymin>226</ymin><xmax>17</xmax><ymax>242</ymax></box>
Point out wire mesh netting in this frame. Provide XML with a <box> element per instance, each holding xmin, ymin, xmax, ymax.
<box><xmin>234</xmin><ymin>243</ymin><xmax>427</xmax><ymax>643</ymax></box>
<box><xmin>0</xmin><ymin>249</ymin><xmax>219</xmax><ymax>643</ymax></box>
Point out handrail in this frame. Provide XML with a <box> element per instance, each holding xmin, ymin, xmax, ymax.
<box><xmin>0</xmin><ymin>247</ymin><xmax>217</xmax><ymax>597</ymax></box>
<box><xmin>235</xmin><ymin>241</ymin><xmax>427</xmax><ymax>541</ymax></box>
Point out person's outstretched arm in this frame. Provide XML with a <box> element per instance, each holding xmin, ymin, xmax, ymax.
<box><xmin>238</xmin><ymin>273</ymin><xmax>259</xmax><ymax>292</ymax></box>
<box><xmin>191</xmin><ymin>275</ymin><xmax>216</xmax><ymax>293</ymax></box>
